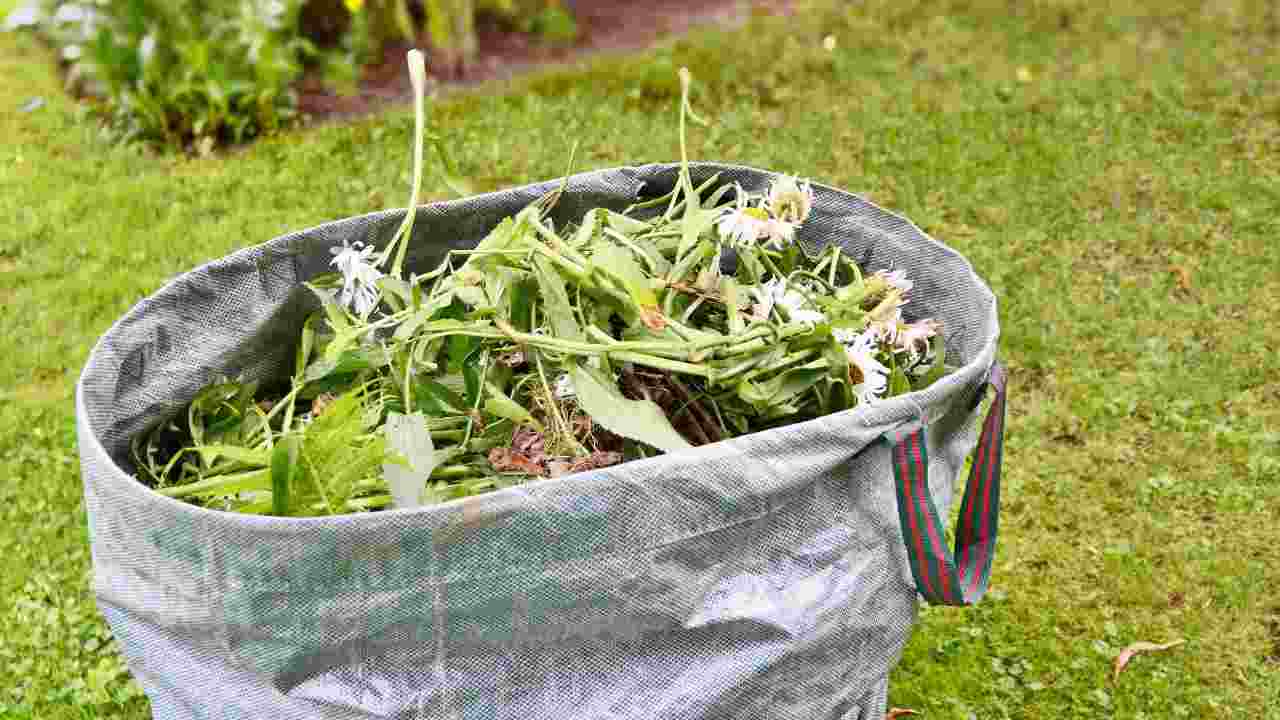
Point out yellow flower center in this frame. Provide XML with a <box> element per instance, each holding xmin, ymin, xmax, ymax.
<box><xmin>743</xmin><ymin>206</ymin><xmax>770</xmax><ymax>221</ymax></box>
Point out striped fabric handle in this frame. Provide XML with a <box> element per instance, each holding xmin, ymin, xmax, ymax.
<box><xmin>886</xmin><ymin>362</ymin><xmax>1008</xmax><ymax>606</ymax></box>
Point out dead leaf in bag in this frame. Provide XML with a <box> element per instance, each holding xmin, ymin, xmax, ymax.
<box><xmin>1113</xmin><ymin>639</ymin><xmax>1185</xmax><ymax>682</ymax></box>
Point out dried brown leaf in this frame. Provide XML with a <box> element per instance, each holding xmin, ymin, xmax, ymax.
<box><xmin>885</xmin><ymin>709</ymin><xmax>920</xmax><ymax>719</ymax></box>
<box><xmin>1169</xmin><ymin>265</ymin><xmax>1193</xmax><ymax>292</ymax></box>
<box><xmin>569</xmin><ymin>450</ymin><xmax>624</xmax><ymax>474</ymax></box>
<box><xmin>1113</xmin><ymin>639</ymin><xmax>1185</xmax><ymax>682</ymax></box>
<box><xmin>487</xmin><ymin>447</ymin><xmax>545</xmax><ymax>477</ymax></box>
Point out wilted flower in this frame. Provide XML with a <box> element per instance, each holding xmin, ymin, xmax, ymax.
<box><xmin>763</xmin><ymin>218</ymin><xmax>799</xmax><ymax>250</ymax></box>
<box><xmin>718</xmin><ymin>204</ymin><xmax>772</xmax><ymax>248</ymax></box>
<box><xmin>874</xmin><ymin>268</ymin><xmax>913</xmax><ymax>296</ymax></box>
<box><xmin>767</xmin><ymin>175</ymin><xmax>814</xmax><ymax>225</ymax></box>
<box><xmin>753</xmin><ymin>278</ymin><xmax>825</xmax><ymax>325</ymax></box>
<box><xmin>841</xmin><ymin>330</ymin><xmax>890</xmax><ymax>406</ymax></box>
<box><xmin>866</xmin><ymin>305</ymin><xmax>903</xmax><ymax>344</ymax></box>
<box><xmin>897</xmin><ymin>319</ymin><xmax>941</xmax><ymax>359</ymax></box>
<box><xmin>330</xmin><ymin>240</ymin><xmax>383</xmax><ymax>317</ymax></box>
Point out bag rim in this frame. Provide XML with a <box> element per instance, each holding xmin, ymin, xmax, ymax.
<box><xmin>76</xmin><ymin>161</ymin><xmax>1001</xmax><ymax>529</ymax></box>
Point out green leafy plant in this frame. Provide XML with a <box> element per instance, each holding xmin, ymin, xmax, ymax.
<box><xmin>8</xmin><ymin>0</ymin><xmax>314</xmax><ymax>149</ymax></box>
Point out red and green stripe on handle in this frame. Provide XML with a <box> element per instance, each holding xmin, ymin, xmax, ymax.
<box><xmin>886</xmin><ymin>362</ymin><xmax>1007</xmax><ymax>606</ymax></box>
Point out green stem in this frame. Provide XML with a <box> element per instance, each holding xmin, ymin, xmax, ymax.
<box><xmin>158</xmin><ymin>469</ymin><xmax>268</xmax><ymax>499</ymax></box>
<box><xmin>607</xmin><ymin>351</ymin><xmax>710</xmax><ymax>378</ymax></box>
<box><xmin>736</xmin><ymin>349</ymin><xmax>825</xmax><ymax>386</ymax></box>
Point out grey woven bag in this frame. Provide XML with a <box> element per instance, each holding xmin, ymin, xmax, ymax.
<box><xmin>77</xmin><ymin>162</ymin><xmax>1006</xmax><ymax>720</ymax></box>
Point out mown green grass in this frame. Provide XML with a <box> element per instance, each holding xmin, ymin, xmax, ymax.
<box><xmin>2</xmin><ymin>0</ymin><xmax>1278</xmax><ymax>717</ymax></box>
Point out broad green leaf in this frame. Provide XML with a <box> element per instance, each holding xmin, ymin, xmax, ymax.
<box><xmin>508</xmin><ymin>277</ymin><xmax>535</xmax><ymax>332</ymax></box>
<box><xmin>483</xmin><ymin>383</ymin><xmax>544</xmax><ymax>431</ymax></box>
<box><xmin>604</xmin><ymin>210</ymin><xmax>652</xmax><ymax>236</ymax></box>
<box><xmin>296</xmin><ymin>314</ymin><xmax>318</xmax><ymax>379</ymax></box>
<box><xmin>383</xmin><ymin>412</ymin><xmax>438</xmax><ymax>509</ymax></box>
<box><xmin>677</xmin><ymin>207</ymin><xmax>721</xmax><ymax>263</ymax></box>
<box><xmin>378</xmin><ymin>276</ymin><xmax>412</xmax><ymax>310</ymax></box>
<box><xmin>318</xmin><ymin>292</ymin><xmax>351</xmax><ymax>334</ymax></box>
<box><xmin>533</xmin><ymin>255</ymin><xmax>582</xmax><ymax>340</ymax></box>
<box><xmin>270</xmin><ymin>435</ymin><xmax>300</xmax><ymax>516</ymax></box>
<box><xmin>572</xmin><ymin>208</ymin><xmax>601</xmax><ymax>248</ymax></box>
<box><xmin>593</xmin><ymin>243</ymin><xmax>658</xmax><ymax>307</ymax></box>
<box><xmin>822</xmin><ymin>336</ymin><xmax>855</xmax><ymax>410</ymax></box>
<box><xmin>305</xmin><ymin>349</ymin><xmax>373</xmax><ymax>382</ymax></box>
<box><xmin>415</xmin><ymin>378</ymin><xmax>467</xmax><ymax>416</ymax></box>
<box><xmin>463</xmin><ymin>346</ymin><xmax>485</xmax><ymax>407</ymax></box>
<box><xmin>917</xmin><ymin>334</ymin><xmax>948</xmax><ymax>390</ymax></box>
<box><xmin>889</xmin><ymin>364</ymin><xmax>912</xmax><ymax>398</ymax></box>
<box><xmin>569</xmin><ymin>364</ymin><xmax>691</xmax><ymax>453</ymax></box>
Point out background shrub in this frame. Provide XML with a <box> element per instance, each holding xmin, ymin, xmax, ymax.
<box><xmin>5</xmin><ymin>0</ymin><xmax>576</xmax><ymax>151</ymax></box>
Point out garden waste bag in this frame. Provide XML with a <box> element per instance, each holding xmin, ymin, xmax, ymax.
<box><xmin>77</xmin><ymin>163</ymin><xmax>1008</xmax><ymax>720</ymax></box>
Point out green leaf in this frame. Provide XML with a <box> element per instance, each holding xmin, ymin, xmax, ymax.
<box><xmin>509</xmin><ymin>277</ymin><xmax>535</xmax><ymax>333</ymax></box>
<box><xmin>677</xmin><ymin>207</ymin><xmax>721</xmax><ymax>263</ymax></box>
<box><xmin>569</xmin><ymin>364</ymin><xmax>692</xmax><ymax>453</ymax></box>
<box><xmin>572</xmin><ymin>208</ymin><xmax>601</xmax><ymax>248</ymax></box>
<box><xmin>296</xmin><ymin>314</ymin><xmax>318</xmax><ymax>379</ymax></box>
<box><xmin>463</xmin><ymin>346</ymin><xmax>485</xmax><ymax>407</ymax></box>
<box><xmin>822</xmin><ymin>336</ymin><xmax>855</xmax><ymax>410</ymax></box>
<box><xmin>270</xmin><ymin>435</ymin><xmax>300</xmax><ymax>516</ymax></box>
<box><xmin>917</xmin><ymin>334</ymin><xmax>948</xmax><ymax>390</ymax></box>
<box><xmin>593</xmin><ymin>243</ymin><xmax>657</xmax><ymax>306</ymax></box>
<box><xmin>196</xmin><ymin>444</ymin><xmax>270</xmax><ymax>467</ymax></box>
<box><xmin>603</xmin><ymin>210</ymin><xmax>652</xmax><ymax>236</ymax></box>
<box><xmin>482</xmin><ymin>383</ymin><xmax>544</xmax><ymax>432</ymax></box>
<box><xmin>415</xmin><ymin>378</ymin><xmax>467</xmax><ymax>416</ymax></box>
<box><xmin>889</xmin><ymin>365</ymin><xmax>912</xmax><ymax>397</ymax></box>
<box><xmin>532</xmin><ymin>255</ymin><xmax>582</xmax><ymax>340</ymax></box>
<box><xmin>304</xmin><ymin>349</ymin><xmax>373</xmax><ymax>383</ymax></box>
<box><xmin>383</xmin><ymin>412</ymin><xmax>437</xmax><ymax>509</ymax></box>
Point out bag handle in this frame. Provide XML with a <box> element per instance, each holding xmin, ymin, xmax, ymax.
<box><xmin>883</xmin><ymin>362</ymin><xmax>1008</xmax><ymax>606</ymax></box>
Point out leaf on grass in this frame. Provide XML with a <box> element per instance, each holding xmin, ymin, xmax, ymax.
<box><xmin>383</xmin><ymin>412</ymin><xmax>438</xmax><ymax>509</ymax></box>
<box><xmin>569</xmin><ymin>365</ymin><xmax>692</xmax><ymax>453</ymax></box>
<box><xmin>1113</xmin><ymin>639</ymin><xmax>1185</xmax><ymax>682</ymax></box>
<box><xmin>885</xmin><ymin>709</ymin><xmax>920</xmax><ymax>719</ymax></box>
<box><xmin>270</xmin><ymin>435</ymin><xmax>300</xmax><ymax>516</ymax></box>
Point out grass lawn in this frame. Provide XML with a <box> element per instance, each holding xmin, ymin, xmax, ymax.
<box><xmin>2</xmin><ymin>0</ymin><xmax>1278</xmax><ymax>717</ymax></box>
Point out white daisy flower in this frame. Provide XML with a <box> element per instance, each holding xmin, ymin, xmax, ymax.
<box><xmin>330</xmin><ymin>240</ymin><xmax>384</xmax><ymax>317</ymax></box>
<box><xmin>752</xmin><ymin>278</ymin><xmax>826</xmax><ymax>325</ymax></box>
<box><xmin>843</xmin><ymin>330</ymin><xmax>890</xmax><ymax>406</ymax></box>
<box><xmin>766</xmin><ymin>175</ymin><xmax>814</xmax><ymax>225</ymax></box>
<box><xmin>718</xmin><ymin>204</ymin><xmax>772</xmax><ymax>248</ymax></box>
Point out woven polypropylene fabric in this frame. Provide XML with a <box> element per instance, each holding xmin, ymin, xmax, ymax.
<box><xmin>77</xmin><ymin>163</ymin><xmax>999</xmax><ymax>720</ymax></box>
